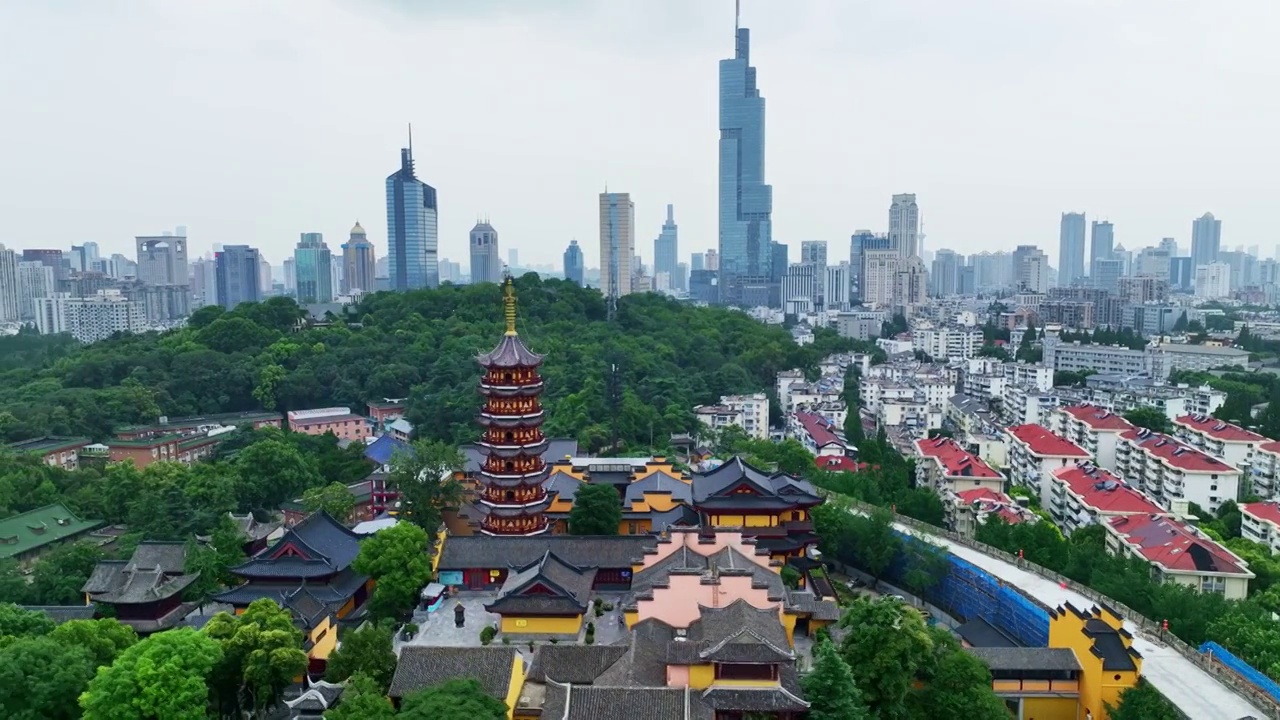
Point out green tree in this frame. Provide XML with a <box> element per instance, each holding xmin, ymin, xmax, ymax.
<box><xmin>568</xmin><ymin>482</ymin><xmax>623</xmax><ymax>535</ymax></box>
<box><xmin>353</xmin><ymin>522</ymin><xmax>434</xmax><ymax>622</ymax></box>
<box><xmin>0</xmin><ymin>561</ymin><xmax>28</xmax><ymax>604</ymax></box>
<box><xmin>1106</xmin><ymin>679</ymin><xmax>1181</xmax><ymax>720</ymax></box>
<box><xmin>48</xmin><ymin>618</ymin><xmax>137</xmax><ymax>667</ymax></box>
<box><xmin>0</xmin><ymin>635</ymin><xmax>96</xmax><ymax>720</ymax></box>
<box><xmin>183</xmin><ymin>515</ymin><xmax>248</xmax><ymax>600</ymax></box>
<box><xmin>301</xmin><ymin>481</ymin><xmax>356</xmax><ymax>522</ymax></box>
<box><xmin>1123</xmin><ymin>407</ymin><xmax>1172</xmax><ymax>434</ymax></box>
<box><xmin>802</xmin><ymin>638</ymin><xmax>871</xmax><ymax>720</ymax></box>
<box><xmin>203</xmin><ymin>599</ymin><xmax>308</xmax><ymax>717</ymax></box>
<box><xmin>325</xmin><ymin>623</ymin><xmax>398</xmax><ymax>691</ymax></box>
<box><xmin>79</xmin><ymin>628</ymin><xmax>223</xmax><ymax>720</ymax></box>
<box><xmin>233</xmin><ymin>434</ymin><xmax>323</xmax><ymax>513</ymax></box>
<box><xmin>398</xmin><ymin>679</ymin><xmax>509</xmax><ymax>720</ymax></box>
<box><xmin>28</xmin><ymin>541</ymin><xmax>103</xmax><ymax>605</ymax></box>
<box><xmin>388</xmin><ymin>441</ymin><xmax>465</xmax><ymax>533</ymax></box>
<box><xmin>322</xmin><ymin>672</ymin><xmax>396</xmax><ymax>720</ymax></box>
<box><xmin>0</xmin><ymin>603</ymin><xmax>56</xmax><ymax>638</ymax></box>
<box><xmin>852</xmin><ymin>508</ymin><xmax>902</xmax><ymax>584</ymax></box>
<box><xmin>837</xmin><ymin>597</ymin><xmax>932</xmax><ymax>717</ymax></box>
<box><xmin>909</xmin><ymin>629</ymin><xmax>1008</xmax><ymax>719</ymax></box>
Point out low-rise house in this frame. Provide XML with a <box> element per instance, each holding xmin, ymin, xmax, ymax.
<box><xmin>913</xmin><ymin>436</ymin><xmax>1005</xmax><ymax>495</ymax></box>
<box><xmin>1005</xmin><ymin>424</ymin><xmax>1091</xmax><ymax>507</ymax></box>
<box><xmin>4</xmin><ymin>436</ymin><xmax>91</xmax><ymax>470</ymax></box>
<box><xmin>789</xmin><ymin>412</ymin><xmax>848</xmax><ymax>457</ymax></box>
<box><xmin>113</xmin><ymin>411</ymin><xmax>282</xmax><ymax>441</ymax></box>
<box><xmin>107</xmin><ymin>432</ymin><xmax>222</xmax><ymax>469</ymax></box>
<box><xmin>287</xmin><ymin>407</ymin><xmax>372</xmax><ymax>441</ymax></box>
<box><xmin>1047</xmin><ymin>464</ymin><xmax>1171</xmax><ymax>536</ymax></box>
<box><xmin>0</xmin><ymin>503</ymin><xmax>101</xmax><ymax>566</ymax></box>
<box><xmin>1116</xmin><ymin>428</ymin><xmax>1241</xmax><ymax>514</ymax></box>
<box><xmin>389</xmin><ymin>646</ymin><xmax>524</xmax><ymax>714</ymax></box>
<box><xmin>1105</xmin><ymin>514</ymin><xmax>1253</xmax><ymax>598</ymax></box>
<box><xmin>1173</xmin><ymin>414</ymin><xmax>1266</xmax><ymax>471</ymax></box>
<box><xmin>945</xmin><ymin>487</ymin><xmax>1035</xmax><ymax>537</ymax></box>
<box><xmin>694</xmin><ymin>394</ymin><xmax>770</xmax><ymax>440</ymax></box>
<box><xmin>366</xmin><ymin>400</ymin><xmax>406</xmax><ymax>428</ymax></box>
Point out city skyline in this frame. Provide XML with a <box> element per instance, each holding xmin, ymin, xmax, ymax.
<box><xmin>1</xmin><ymin>1</ymin><xmax>1277</xmax><ymax>272</ymax></box>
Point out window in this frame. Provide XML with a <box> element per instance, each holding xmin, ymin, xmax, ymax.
<box><xmin>1200</xmin><ymin>576</ymin><xmax>1226</xmax><ymax>594</ymax></box>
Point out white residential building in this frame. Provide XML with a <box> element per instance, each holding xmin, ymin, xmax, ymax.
<box><xmin>1005</xmin><ymin>424</ymin><xmax>1091</xmax><ymax>507</ymax></box>
<box><xmin>945</xmin><ymin>487</ymin><xmax>1036</xmax><ymax>538</ymax></box>
<box><xmin>1241</xmin><ymin>501</ymin><xmax>1280</xmax><ymax>554</ymax></box>
<box><xmin>1173</xmin><ymin>415</ymin><xmax>1266</xmax><ymax>473</ymax></box>
<box><xmin>1115</xmin><ymin>428</ymin><xmax>1242</xmax><ymax>514</ymax></box>
<box><xmin>1004</xmin><ymin>363</ymin><xmax>1054</xmax><ymax>393</ymax></box>
<box><xmin>913</xmin><ymin>436</ymin><xmax>1006</xmax><ymax>495</ymax></box>
<box><xmin>1194</xmin><ymin>262</ymin><xmax>1231</xmax><ymax>299</ymax></box>
<box><xmin>694</xmin><ymin>393</ymin><xmax>770</xmax><ymax>441</ymax></box>
<box><xmin>1250</xmin><ymin>442</ymin><xmax>1280</xmax><ymax>500</ymax></box>
<box><xmin>914</xmin><ymin>326</ymin><xmax>983</xmax><ymax>362</ymax></box>
<box><xmin>1047</xmin><ymin>463</ymin><xmax>1171</xmax><ymax>536</ymax></box>
<box><xmin>1155</xmin><ymin>343</ymin><xmax>1251</xmax><ymax>374</ymax></box>
<box><xmin>1106</xmin><ymin>513</ymin><xmax>1252</xmax><ymax>599</ymax></box>
<box><xmin>1001</xmin><ymin>385</ymin><xmax>1060</xmax><ymax>427</ymax></box>
<box><xmin>1048</xmin><ymin>404</ymin><xmax>1135</xmax><ymax>471</ymax></box>
<box><xmin>37</xmin><ymin>290</ymin><xmax>147</xmax><ymax>343</ymax></box>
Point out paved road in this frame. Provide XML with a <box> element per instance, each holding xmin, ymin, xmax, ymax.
<box><xmin>893</xmin><ymin>520</ymin><xmax>1269</xmax><ymax>720</ymax></box>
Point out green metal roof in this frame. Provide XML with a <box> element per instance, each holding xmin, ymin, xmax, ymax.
<box><xmin>5</xmin><ymin>437</ymin><xmax>92</xmax><ymax>455</ymax></box>
<box><xmin>0</xmin><ymin>504</ymin><xmax>102</xmax><ymax>559</ymax></box>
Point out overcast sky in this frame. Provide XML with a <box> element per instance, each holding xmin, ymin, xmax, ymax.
<box><xmin>2</xmin><ymin>0</ymin><xmax>1277</xmax><ymax>271</ymax></box>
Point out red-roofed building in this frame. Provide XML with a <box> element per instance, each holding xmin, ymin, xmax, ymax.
<box><xmin>1240</xmin><ymin>501</ymin><xmax>1280</xmax><ymax>555</ymax></box>
<box><xmin>1006</xmin><ymin>424</ymin><xmax>1090</xmax><ymax>508</ymax></box>
<box><xmin>1251</xmin><ymin>441</ymin><xmax>1280</xmax><ymax>501</ymax></box>
<box><xmin>1116</xmin><ymin>429</ymin><xmax>1242</xmax><ymax>515</ymax></box>
<box><xmin>913</xmin><ymin>437</ymin><xmax>1005</xmax><ymax>496</ymax></box>
<box><xmin>945</xmin><ymin>487</ymin><xmax>1036</xmax><ymax>537</ymax></box>
<box><xmin>1105</xmin><ymin>514</ymin><xmax>1253</xmax><ymax>599</ymax></box>
<box><xmin>1049</xmin><ymin>464</ymin><xmax>1172</xmax><ymax>536</ymax></box>
<box><xmin>814</xmin><ymin>456</ymin><xmax>871</xmax><ymax>474</ymax></box>
<box><xmin>789</xmin><ymin>412</ymin><xmax>849</xmax><ymax>457</ymax></box>
<box><xmin>1048</xmin><ymin>404</ymin><xmax>1134</xmax><ymax>471</ymax></box>
<box><xmin>1174</xmin><ymin>414</ymin><xmax>1266</xmax><ymax>471</ymax></box>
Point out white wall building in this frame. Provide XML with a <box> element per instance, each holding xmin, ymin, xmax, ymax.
<box><xmin>1116</xmin><ymin>428</ymin><xmax>1242</xmax><ymax>514</ymax></box>
<box><xmin>1048</xmin><ymin>404</ymin><xmax>1135</xmax><ymax>471</ymax></box>
<box><xmin>38</xmin><ymin>290</ymin><xmax>147</xmax><ymax>343</ymax></box>
<box><xmin>1194</xmin><ymin>262</ymin><xmax>1231</xmax><ymax>299</ymax></box>
<box><xmin>1005</xmin><ymin>424</ymin><xmax>1091</xmax><ymax>507</ymax></box>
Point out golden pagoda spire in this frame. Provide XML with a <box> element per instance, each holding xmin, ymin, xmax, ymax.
<box><xmin>503</xmin><ymin>275</ymin><xmax>518</xmax><ymax>336</ymax></box>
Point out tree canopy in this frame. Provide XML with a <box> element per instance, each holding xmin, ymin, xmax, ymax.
<box><xmin>353</xmin><ymin>522</ymin><xmax>434</xmax><ymax>622</ymax></box>
<box><xmin>398</xmin><ymin>678</ymin><xmax>509</xmax><ymax>720</ymax></box>
<box><xmin>325</xmin><ymin>623</ymin><xmax>398</xmax><ymax>691</ymax></box>
<box><xmin>568</xmin><ymin>482</ymin><xmax>623</xmax><ymax>535</ymax></box>
<box><xmin>79</xmin><ymin>628</ymin><xmax>223</xmax><ymax>720</ymax></box>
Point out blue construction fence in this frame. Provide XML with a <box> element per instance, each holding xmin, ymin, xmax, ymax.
<box><xmin>882</xmin><ymin>533</ymin><xmax>1050</xmax><ymax>647</ymax></box>
<box><xmin>1200</xmin><ymin>641</ymin><xmax>1280</xmax><ymax>705</ymax></box>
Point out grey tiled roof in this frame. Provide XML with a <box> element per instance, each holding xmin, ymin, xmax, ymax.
<box><xmin>541</xmin><ymin>683</ymin><xmax>711</xmax><ymax>720</ymax></box>
<box><xmin>684</xmin><ymin>599</ymin><xmax>793</xmax><ymax>664</ymax></box>
<box><xmin>438</xmin><ymin>535</ymin><xmax>655</xmax><ymax>571</ymax></box>
<box><xmin>388</xmin><ymin>646</ymin><xmax>520</xmax><ymax>700</ymax></box>
<box><xmin>230</xmin><ymin>511</ymin><xmax>362</xmax><ymax>579</ymax></box>
<box><xmin>967</xmin><ymin>647</ymin><xmax>1082</xmax><ymax>672</ymax></box>
<box><xmin>527</xmin><ymin>645</ymin><xmax>629</xmax><ymax>683</ymax></box>
<box><xmin>630</xmin><ymin>545</ymin><xmax>780</xmax><ymax>601</ymax></box>
<box><xmin>623</xmin><ymin>471</ymin><xmax>692</xmax><ymax>505</ymax></box>
<box><xmin>125</xmin><ymin>541</ymin><xmax>188</xmax><ymax>574</ymax></box>
<box><xmin>486</xmin><ymin>551</ymin><xmax>596</xmax><ymax>616</ymax></box>
<box><xmin>784</xmin><ymin>592</ymin><xmax>841</xmax><ymax>621</ymax></box>
<box><xmin>691</xmin><ymin>456</ymin><xmax>820</xmax><ymax>505</ymax></box>
<box><xmin>213</xmin><ymin>567</ymin><xmax>368</xmax><ymax>607</ymax></box>
<box><xmin>543</xmin><ymin>471</ymin><xmax>582</xmax><ymax>502</ymax></box>
<box><xmin>476</xmin><ymin>333</ymin><xmax>544</xmax><ymax>368</ymax></box>
<box><xmin>699</xmin><ymin>683</ymin><xmax>808</xmax><ymax>712</ymax></box>
<box><xmin>83</xmin><ymin>543</ymin><xmax>199</xmax><ymax>605</ymax></box>
<box><xmin>229</xmin><ymin>513</ymin><xmax>279</xmax><ymax>542</ymax></box>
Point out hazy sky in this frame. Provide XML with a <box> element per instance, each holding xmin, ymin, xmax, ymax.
<box><xmin>3</xmin><ymin>0</ymin><xmax>1278</xmax><ymax>271</ymax></box>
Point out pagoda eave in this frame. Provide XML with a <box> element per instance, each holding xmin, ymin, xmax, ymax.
<box><xmin>477</xmin><ymin>413</ymin><xmax>546</xmax><ymax>428</ymax></box>
<box><xmin>479</xmin><ymin>383</ymin><xmax>544</xmax><ymax>396</ymax></box>
<box><xmin>480</xmin><ymin>500</ymin><xmax>553</xmax><ymax>516</ymax></box>
<box><xmin>476</xmin><ymin>441</ymin><xmax>549</xmax><ymax>458</ymax></box>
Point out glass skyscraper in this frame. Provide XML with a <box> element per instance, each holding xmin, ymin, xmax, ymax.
<box><xmin>653</xmin><ymin>204</ymin><xmax>679</xmax><ymax>289</ymax></box>
<box><xmin>718</xmin><ymin>15</ymin><xmax>772</xmax><ymax>305</ymax></box>
<box><xmin>1058</xmin><ymin>212</ymin><xmax>1086</xmax><ymax>285</ymax></box>
<box><xmin>563</xmin><ymin>240</ymin><xmax>584</xmax><ymax>285</ymax></box>
<box><xmin>294</xmin><ymin>232</ymin><xmax>334</xmax><ymax>304</ymax></box>
<box><xmin>214</xmin><ymin>245</ymin><xmax>262</xmax><ymax>311</ymax></box>
<box><xmin>386</xmin><ymin>145</ymin><xmax>438</xmax><ymax>290</ymax></box>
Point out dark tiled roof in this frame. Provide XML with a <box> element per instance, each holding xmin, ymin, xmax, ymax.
<box><xmin>1084</xmin><ymin>618</ymin><xmax>1139</xmax><ymax>671</ymax></box>
<box><xmin>624</xmin><ymin>471</ymin><xmax>692</xmax><ymax>505</ymax></box>
<box><xmin>229</xmin><ymin>513</ymin><xmax>279</xmax><ymax>542</ymax></box>
<box><xmin>21</xmin><ymin>605</ymin><xmax>97</xmax><ymax>623</ymax></box>
<box><xmin>213</xmin><ymin>568</ymin><xmax>368</xmax><ymax>607</ymax></box>
<box><xmin>460</xmin><ymin>438</ymin><xmax>579</xmax><ymax>473</ymax></box>
<box><xmin>388</xmin><ymin>646</ymin><xmax>519</xmax><ymax>700</ymax></box>
<box><xmin>699</xmin><ymin>683</ymin><xmax>808</xmax><ymax>712</ymax></box>
<box><xmin>126</xmin><ymin>541</ymin><xmax>188</xmax><ymax>574</ymax></box>
<box><xmin>83</xmin><ymin>542</ymin><xmax>198</xmax><ymax>605</ymax></box>
<box><xmin>476</xmin><ymin>333</ymin><xmax>544</xmax><ymax>368</ymax></box>
<box><xmin>684</xmin><ymin>599</ymin><xmax>793</xmax><ymax>664</ymax></box>
<box><xmin>956</xmin><ymin>617</ymin><xmax>1024</xmax><ymax>648</ymax></box>
<box><xmin>785</xmin><ymin>592</ymin><xmax>841</xmax><ymax>621</ymax></box>
<box><xmin>630</xmin><ymin>545</ymin><xmax>780</xmax><ymax>602</ymax></box>
<box><xmin>968</xmin><ymin>647</ymin><xmax>1082</xmax><ymax>672</ymax></box>
<box><xmin>283</xmin><ymin>678</ymin><xmax>345</xmax><ymax>715</ymax></box>
<box><xmin>231</xmin><ymin>511</ymin><xmax>362</xmax><ymax>579</ymax></box>
<box><xmin>543</xmin><ymin>471</ymin><xmax>583</xmax><ymax>502</ymax></box>
<box><xmin>650</xmin><ymin>505</ymin><xmax>700</xmax><ymax>532</ymax></box>
<box><xmin>692</xmin><ymin>457</ymin><xmax>777</xmax><ymax>501</ymax></box>
<box><xmin>528</xmin><ymin>645</ymin><xmax>629</xmax><ymax>683</ymax></box>
<box><xmin>542</xmin><ymin>683</ymin><xmax>710</xmax><ymax>720</ymax></box>
<box><xmin>438</xmin><ymin>535</ymin><xmax>655</xmax><ymax>571</ymax></box>
<box><xmin>486</xmin><ymin>551</ymin><xmax>596</xmax><ymax>616</ymax></box>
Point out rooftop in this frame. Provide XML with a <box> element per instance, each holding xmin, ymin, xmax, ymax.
<box><xmin>1058</xmin><ymin>404</ymin><xmax>1135</xmax><ymax>431</ymax></box>
<box><xmin>1242</xmin><ymin>501</ymin><xmax>1280</xmax><ymax>528</ymax></box>
<box><xmin>1053</xmin><ymin>464</ymin><xmax>1168</xmax><ymax>516</ymax></box>
<box><xmin>0</xmin><ymin>503</ymin><xmax>102</xmax><ymax>559</ymax></box>
<box><xmin>4</xmin><ymin>436</ymin><xmax>91</xmax><ymax>454</ymax></box>
<box><xmin>794</xmin><ymin>412</ymin><xmax>844</xmax><ymax>448</ymax></box>
<box><xmin>913</xmin><ymin>437</ymin><xmax>1002</xmax><ymax>479</ymax></box>
<box><xmin>1107</xmin><ymin>514</ymin><xmax>1253</xmax><ymax>577</ymax></box>
<box><xmin>1121</xmin><ymin>429</ymin><xmax>1235</xmax><ymax>473</ymax></box>
<box><xmin>388</xmin><ymin>646</ymin><xmax>520</xmax><ymax>700</ymax></box>
<box><xmin>1007</xmin><ymin>424</ymin><xmax>1090</xmax><ymax>458</ymax></box>
<box><xmin>1175</xmin><ymin>414</ymin><xmax>1267</xmax><ymax>443</ymax></box>
<box><xmin>967</xmin><ymin>647</ymin><xmax>1082</xmax><ymax>672</ymax></box>
<box><xmin>1158</xmin><ymin>343</ymin><xmax>1249</xmax><ymax>356</ymax></box>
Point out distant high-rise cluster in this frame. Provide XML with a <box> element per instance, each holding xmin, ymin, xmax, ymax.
<box><xmin>294</xmin><ymin>233</ymin><xmax>334</xmax><ymax>304</ymax></box>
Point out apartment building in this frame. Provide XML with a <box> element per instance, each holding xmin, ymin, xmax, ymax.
<box><xmin>1060</xmin><ymin>378</ymin><xmax>1226</xmax><ymax>421</ymax></box>
<box><xmin>945</xmin><ymin>487</ymin><xmax>1035</xmax><ymax>538</ymax></box>
<box><xmin>1105</xmin><ymin>514</ymin><xmax>1253</xmax><ymax>599</ymax></box>
<box><xmin>694</xmin><ymin>393</ymin><xmax>770</xmax><ymax>441</ymax></box>
<box><xmin>286</xmin><ymin>407</ymin><xmax>373</xmax><ymax>441</ymax></box>
<box><xmin>914</xmin><ymin>325</ymin><xmax>984</xmax><ymax>362</ymax></box>
<box><xmin>859</xmin><ymin>377</ymin><xmax>916</xmax><ymax>414</ymax></box>
<box><xmin>789</xmin><ymin>412</ymin><xmax>848</xmax><ymax>457</ymax></box>
<box><xmin>1173</xmin><ymin>414</ymin><xmax>1266</xmax><ymax>472</ymax></box>
<box><xmin>1115</xmin><ymin>429</ymin><xmax>1242</xmax><ymax>514</ymax></box>
<box><xmin>1048</xmin><ymin>405</ymin><xmax>1134</xmax><ymax>471</ymax></box>
<box><xmin>4</xmin><ymin>437</ymin><xmax>92</xmax><ymax>470</ymax></box>
<box><xmin>1240</xmin><ymin>501</ymin><xmax>1280</xmax><ymax>555</ymax></box>
<box><xmin>1001</xmin><ymin>385</ymin><xmax>1061</xmax><ymax>427</ymax></box>
<box><xmin>1005</xmin><ymin>425</ymin><xmax>1091</xmax><ymax>507</ymax></box>
<box><xmin>879</xmin><ymin>399</ymin><xmax>944</xmax><ymax>436</ymax></box>
<box><xmin>1250</xmin><ymin>441</ymin><xmax>1280</xmax><ymax>500</ymax></box>
<box><xmin>1048</xmin><ymin>464</ymin><xmax>1170</xmax><ymax>536</ymax></box>
<box><xmin>913</xmin><ymin>436</ymin><xmax>1005</xmax><ymax>495</ymax></box>
<box><xmin>1156</xmin><ymin>343</ymin><xmax>1250</xmax><ymax>374</ymax></box>
<box><xmin>1005</xmin><ymin>363</ymin><xmax>1054</xmax><ymax>392</ymax></box>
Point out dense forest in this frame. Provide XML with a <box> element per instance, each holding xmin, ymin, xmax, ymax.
<box><xmin>0</xmin><ymin>276</ymin><xmax>855</xmax><ymax>452</ymax></box>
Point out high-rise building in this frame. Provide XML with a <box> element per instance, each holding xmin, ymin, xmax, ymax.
<box><xmin>258</xmin><ymin>256</ymin><xmax>273</xmax><ymax>297</ymax></box>
<box><xmin>1058</xmin><ymin>212</ymin><xmax>1086</xmax><ymax>285</ymax></box>
<box><xmin>470</xmin><ymin>222</ymin><xmax>502</xmax><ymax>285</ymax></box>
<box><xmin>1191</xmin><ymin>213</ymin><xmax>1222</xmax><ymax>268</ymax></box>
<box><xmin>37</xmin><ymin>290</ymin><xmax>146</xmax><ymax>343</ymax></box>
<box><xmin>654</xmin><ymin>204</ymin><xmax>679</xmax><ymax>291</ymax></box>
<box><xmin>1159</xmin><ymin>237</ymin><xmax>1178</xmax><ymax>257</ymax></box>
<box><xmin>862</xmin><ymin>249</ymin><xmax>899</xmax><ymax>306</ymax></box>
<box><xmin>1195</xmin><ymin>263</ymin><xmax>1231</xmax><ymax>299</ymax></box>
<box><xmin>691</xmin><ymin>253</ymin><xmax>705</xmax><ymax>273</ymax></box>
<box><xmin>930</xmin><ymin>249</ymin><xmax>963</xmax><ymax>297</ymax></box>
<box><xmin>718</xmin><ymin>10</ymin><xmax>773</xmax><ymax>305</ymax></box>
<box><xmin>599</xmin><ymin>192</ymin><xmax>635</xmax><ymax>299</ymax></box>
<box><xmin>800</xmin><ymin>241</ymin><xmax>827</xmax><ymax>307</ymax></box>
<box><xmin>825</xmin><ymin>262</ymin><xmax>851</xmax><ymax>311</ymax></box>
<box><xmin>107</xmin><ymin>253</ymin><xmax>136</xmax><ymax>280</ymax></box>
<box><xmin>1013</xmin><ymin>245</ymin><xmax>1050</xmax><ymax>293</ymax></box>
<box><xmin>215</xmin><ymin>245</ymin><xmax>262</xmax><ymax>310</ymax></box>
<box><xmin>386</xmin><ymin>141</ymin><xmax>439</xmax><ymax>290</ymax></box>
<box><xmin>0</xmin><ymin>245</ymin><xmax>17</xmax><ymax>322</ymax></box>
<box><xmin>295</xmin><ymin>233</ymin><xmax>334</xmax><ymax>304</ymax></box>
<box><xmin>1092</xmin><ymin>258</ymin><xmax>1124</xmax><ymax>294</ymax></box>
<box><xmin>283</xmin><ymin>258</ymin><xmax>297</xmax><ymax>294</ymax></box>
<box><xmin>508</xmin><ymin>248</ymin><xmax>519</xmax><ymax>270</ymax></box>
<box><xmin>850</xmin><ymin>230</ymin><xmax>890</xmax><ymax>300</ymax></box>
<box><xmin>17</xmin><ymin>261</ymin><xmax>55</xmax><ymax>320</ymax></box>
<box><xmin>563</xmin><ymin>240</ymin><xmax>584</xmax><ymax>285</ymax></box>
<box><xmin>135</xmin><ymin>235</ymin><xmax>188</xmax><ymax>286</ymax></box>
<box><xmin>781</xmin><ymin>263</ymin><xmax>816</xmax><ymax>314</ymax></box>
<box><xmin>70</xmin><ymin>242</ymin><xmax>100</xmax><ymax>274</ymax></box>
<box><xmin>894</xmin><ymin>256</ymin><xmax>928</xmax><ymax>306</ymax></box>
<box><xmin>1134</xmin><ymin>247</ymin><xmax>1172</xmax><ymax>280</ymax></box>
<box><xmin>190</xmin><ymin>257</ymin><xmax>217</xmax><ymax>308</ymax></box>
<box><xmin>705</xmin><ymin>249</ymin><xmax>720</xmax><ymax>272</ymax></box>
<box><xmin>342</xmin><ymin>222</ymin><xmax>377</xmax><ymax>294</ymax></box>
<box><xmin>889</xmin><ymin>194</ymin><xmax>921</xmax><ymax>259</ymax></box>
<box><xmin>1089</xmin><ymin>221</ymin><xmax>1114</xmax><ymax>279</ymax></box>
<box><xmin>1170</xmin><ymin>257</ymin><xmax>1193</xmax><ymax>291</ymax></box>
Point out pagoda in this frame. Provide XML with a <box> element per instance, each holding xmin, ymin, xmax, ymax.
<box><xmin>475</xmin><ymin>277</ymin><xmax>552</xmax><ymax>535</ymax></box>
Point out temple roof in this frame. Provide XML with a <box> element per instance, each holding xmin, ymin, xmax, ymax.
<box><xmin>229</xmin><ymin>511</ymin><xmax>362</xmax><ymax>579</ymax></box>
<box><xmin>476</xmin><ymin>333</ymin><xmax>544</xmax><ymax>369</ymax></box>
<box><xmin>438</xmin><ymin>534</ymin><xmax>654</xmax><ymax>571</ymax></box>
<box><xmin>485</xmin><ymin>550</ymin><xmax>597</xmax><ymax>615</ymax></box>
<box><xmin>82</xmin><ymin>542</ymin><xmax>199</xmax><ymax>605</ymax></box>
<box><xmin>679</xmin><ymin>599</ymin><xmax>794</xmax><ymax>664</ymax></box>
<box><xmin>213</xmin><ymin>567</ymin><xmax>368</xmax><ymax>607</ymax></box>
<box><xmin>691</xmin><ymin>456</ymin><xmax>821</xmax><ymax>506</ymax></box>
<box><xmin>389</xmin><ymin>646</ymin><xmax>521</xmax><ymax>700</ymax></box>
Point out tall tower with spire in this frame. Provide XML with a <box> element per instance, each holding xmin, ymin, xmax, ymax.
<box><xmin>474</xmin><ymin>277</ymin><xmax>551</xmax><ymax>535</ymax></box>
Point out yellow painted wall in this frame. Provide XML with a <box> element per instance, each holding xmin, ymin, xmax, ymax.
<box><xmin>431</xmin><ymin>528</ymin><xmax>447</xmax><ymax>574</ymax></box>
<box><xmin>712</xmin><ymin>514</ymin><xmax>745</xmax><ymax>526</ymax></box>
<box><xmin>642</xmin><ymin>492</ymin><xmax>680</xmax><ymax>512</ymax></box>
<box><xmin>780</xmin><ymin>612</ymin><xmax>797</xmax><ymax>646</ymax></box>
<box><xmin>618</xmin><ymin>519</ymin><xmax>652</xmax><ymax>535</ymax></box>
<box><xmin>743</xmin><ymin>514</ymin><xmax>774</xmax><ymax>528</ymax></box>
<box><xmin>499</xmin><ymin>614</ymin><xmax>583</xmax><ymax>635</ymax></box>
<box><xmin>1021</xmin><ymin>696</ymin><xmax>1078</xmax><ymax>720</ymax></box>
<box><xmin>503</xmin><ymin>652</ymin><xmax>524</xmax><ymax>720</ymax></box>
<box><xmin>1049</xmin><ymin>604</ymin><xmax>1140</xmax><ymax>720</ymax></box>
<box><xmin>309</xmin><ymin>616</ymin><xmax>338</xmax><ymax>661</ymax></box>
<box><xmin>688</xmin><ymin>664</ymin><xmax>715</xmax><ymax>689</ymax></box>
<box><xmin>624</xmin><ymin>609</ymin><xmax>639</xmax><ymax>629</ymax></box>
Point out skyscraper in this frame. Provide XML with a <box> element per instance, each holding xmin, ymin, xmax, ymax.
<box><xmin>1012</xmin><ymin>245</ymin><xmax>1050</xmax><ymax>293</ymax></box>
<box><xmin>70</xmin><ymin>242</ymin><xmax>100</xmax><ymax>273</ymax></box>
<box><xmin>691</xmin><ymin>253</ymin><xmax>705</xmax><ymax>272</ymax></box>
<box><xmin>862</xmin><ymin>249</ymin><xmax>899</xmax><ymax>306</ymax></box>
<box><xmin>342</xmin><ymin>222</ymin><xmax>377</xmax><ymax>294</ymax></box>
<box><xmin>1058</xmin><ymin>212</ymin><xmax>1086</xmax><ymax>285</ymax></box>
<box><xmin>294</xmin><ymin>233</ymin><xmax>334</xmax><ymax>304</ymax></box>
<box><xmin>888</xmin><ymin>194</ymin><xmax>921</xmax><ymax>259</ymax></box>
<box><xmin>1191</xmin><ymin>212</ymin><xmax>1222</xmax><ymax>268</ymax></box>
<box><xmin>895</xmin><ymin>256</ymin><xmax>928</xmax><ymax>305</ymax></box>
<box><xmin>0</xmin><ymin>244</ymin><xmax>18</xmax><ymax>322</ymax></box>
<box><xmin>17</xmin><ymin>261</ymin><xmax>54</xmax><ymax>320</ymax></box>
<box><xmin>135</xmin><ymin>235</ymin><xmax>188</xmax><ymax>286</ymax></box>
<box><xmin>1089</xmin><ymin>221</ymin><xmax>1114</xmax><ymax>279</ymax></box>
<box><xmin>470</xmin><ymin>222</ymin><xmax>502</xmax><ymax>285</ymax></box>
<box><xmin>850</xmin><ymin>231</ymin><xmax>891</xmax><ymax>301</ymax></box>
<box><xmin>800</xmin><ymin>241</ymin><xmax>827</xmax><ymax>307</ymax></box>
<box><xmin>718</xmin><ymin>7</ymin><xmax>773</xmax><ymax>305</ymax></box>
<box><xmin>930</xmin><ymin>249</ymin><xmax>963</xmax><ymax>297</ymax></box>
<box><xmin>563</xmin><ymin>240</ymin><xmax>584</xmax><ymax>285</ymax></box>
<box><xmin>215</xmin><ymin>245</ymin><xmax>262</xmax><ymax>310</ymax></box>
<box><xmin>508</xmin><ymin>248</ymin><xmax>519</xmax><ymax>270</ymax></box>
<box><xmin>599</xmin><ymin>192</ymin><xmax>635</xmax><ymax>299</ymax></box>
<box><xmin>386</xmin><ymin>139</ymin><xmax>438</xmax><ymax>290</ymax></box>
<box><xmin>654</xmin><ymin>204</ymin><xmax>679</xmax><ymax>290</ymax></box>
